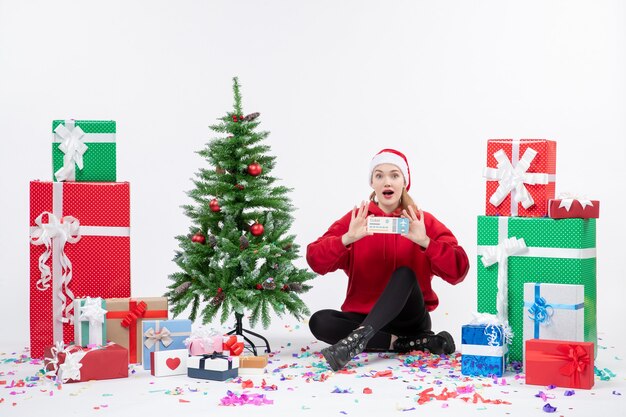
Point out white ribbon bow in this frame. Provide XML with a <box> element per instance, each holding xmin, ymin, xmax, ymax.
<box><xmin>143</xmin><ymin>327</ymin><xmax>173</xmax><ymax>349</ymax></box>
<box><xmin>483</xmin><ymin>148</ymin><xmax>549</xmax><ymax>210</ymax></box>
<box><xmin>557</xmin><ymin>192</ymin><xmax>594</xmax><ymax>211</ymax></box>
<box><xmin>78</xmin><ymin>297</ymin><xmax>107</xmax><ymax>345</ymax></box>
<box><xmin>79</xmin><ymin>297</ymin><xmax>107</xmax><ymax>325</ymax></box>
<box><xmin>469</xmin><ymin>312</ymin><xmax>514</xmax><ymax>346</ymax></box>
<box><xmin>54</xmin><ymin>123</ymin><xmax>88</xmax><ymax>181</ymax></box>
<box><xmin>30</xmin><ymin>212</ymin><xmax>81</xmax><ymax>323</ymax></box>
<box><xmin>45</xmin><ymin>341</ymin><xmax>86</xmax><ymax>383</ymax></box>
<box><xmin>480</xmin><ymin>237</ymin><xmax>528</xmax><ymax>325</ymax></box>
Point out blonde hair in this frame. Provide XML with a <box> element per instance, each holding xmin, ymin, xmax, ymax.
<box><xmin>369</xmin><ymin>187</ymin><xmax>419</xmax><ymax>213</ymax></box>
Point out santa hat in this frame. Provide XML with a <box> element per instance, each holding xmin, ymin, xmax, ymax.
<box><xmin>369</xmin><ymin>148</ymin><xmax>411</xmax><ymax>191</ymax></box>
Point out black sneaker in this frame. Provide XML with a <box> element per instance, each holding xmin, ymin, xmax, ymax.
<box><xmin>393</xmin><ymin>331</ymin><xmax>455</xmax><ymax>354</ymax></box>
<box><xmin>320</xmin><ymin>325</ymin><xmax>375</xmax><ymax>371</ymax></box>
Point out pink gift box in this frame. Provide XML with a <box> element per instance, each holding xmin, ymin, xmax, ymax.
<box><xmin>187</xmin><ymin>336</ymin><xmax>223</xmax><ymax>356</ymax></box>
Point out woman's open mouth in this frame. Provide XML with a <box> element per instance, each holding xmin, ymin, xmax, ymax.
<box><xmin>382</xmin><ymin>189</ymin><xmax>394</xmax><ymax>199</ymax></box>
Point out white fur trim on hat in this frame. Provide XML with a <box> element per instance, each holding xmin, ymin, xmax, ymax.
<box><xmin>369</xmin><ymin>149</ymin><xmax>411</xmax><ymax>190</ymax></box>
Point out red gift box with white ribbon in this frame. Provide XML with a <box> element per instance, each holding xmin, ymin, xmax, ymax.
<box><xmin>29</xmin><ymin>181</ymin><xmax>131</xmax><ymax>358</ymax></box>
<box><xmin>483</xmin><ymin>139</ymin><xmax>557</xmax><ymax>217</ymax></box>
<box><xmin>548</xmin><ymin>194</ymin><xmax>600</xmax><ymax>219</ymax></box>
<box><xmin>525</xmin><ymin>339</ymin><xmax>594</xmax><ymax>389</ymax></box>
<box><xmin>43</xmin><ymin>342</ymin><xmax>129</xmax><ymax>383</ymax></box>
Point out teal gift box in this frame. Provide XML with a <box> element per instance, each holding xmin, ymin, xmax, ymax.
<box><xmin>476</xmin><ymin>215</ymin><xmax>596</xmax><ymax>362</ymax></box>
<box><xmin>52</xmin><ymin>119</ymin><xmax>116</xmax><ymax>182</ymax></box>
<box><xmin>73</xmin><ymin>297</ymin><xmax>107</xmax><ymax>347</ymax></box>
<box><xmin>142</xmin><ymin>319</ymin><xmax>191</xmax><ymax>370</ymax></box>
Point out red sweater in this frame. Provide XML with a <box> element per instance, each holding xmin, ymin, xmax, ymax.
<box><xmin>306</xmin><ymin>202</ymin><xmax>469</xmax><ymax>314</ymax></box>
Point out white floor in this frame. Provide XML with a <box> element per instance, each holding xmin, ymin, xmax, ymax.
<box><xmin>1</xmin><ymin>321</ymin><xmax>624</xmax><ymax>417</ymax></box>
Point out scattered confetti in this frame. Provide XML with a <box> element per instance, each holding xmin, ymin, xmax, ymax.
<box><xmin>543</xmin><ymin>403</ymin><xmax>557</xmax><ymax>413</ymax></box>
<box><xmin>595</xmin><ymin>367</ymin><xmax>616</xmax><ymax>381</ymax></box>
<box><xmin>220</xmin><ymin>390</ymin><xmax>273</xmax><ymax>406</ymax></box>
<box><xmin>165</xmin><ymin>387</ymin><xmax>185</xmax><ymax>396</ymax></box>
<box><xmin>0</xmin><ymin>328</ymin><xmax>623</xmax><ymax>413</ymax></box>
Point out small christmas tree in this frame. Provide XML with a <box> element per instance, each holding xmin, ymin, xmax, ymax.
<box><xmin>167</xmin><ymin>77</ymin><xmax>314</xmax><ymax>331</ymax></box>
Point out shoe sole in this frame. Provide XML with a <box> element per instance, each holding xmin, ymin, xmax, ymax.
<box><xmin>321</xmin><ymin>347</ymin><xmax>341</xmax><ymax>371</ymax></box>
<box><xmin>437</xmin><ymin>331</ymin><xmax>456</xmax><ymax>354</ymax></box>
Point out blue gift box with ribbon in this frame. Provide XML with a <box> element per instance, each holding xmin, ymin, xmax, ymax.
<box><xmin>141</xmin><ymin>319</ymin><xmax>192</xmax><ymax>370</ymax></box>
<box><xmin>187</xmin><ymin>353</ymin><xmax>239</xmax><ymax>381</ymax></box>
<box><xmin>523</xmin><ymin>283</ymin><xmax>584</xmax><ymax>357</ymax></box>
<box><xmin>461</xmin><ymin>324</ymin><xmax>508</xmax><ymax>377</ymax></box>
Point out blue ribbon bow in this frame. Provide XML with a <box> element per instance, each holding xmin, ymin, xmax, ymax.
<box><xmin>527</xmin><ymin>295</ymin><xmax>554</xmax><ymax>326</ymax></box>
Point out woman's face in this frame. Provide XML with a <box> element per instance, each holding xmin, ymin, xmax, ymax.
<box><xmin>371</xmin><ymin>163</ymin><xmax>405</xmax><ymax>213</ymax></box>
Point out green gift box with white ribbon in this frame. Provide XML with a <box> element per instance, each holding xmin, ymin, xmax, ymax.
<box><xmin>476</xmin><ymin>215</ymin><xmax>596</xmax><ymax>362</ymax></box>
<box><xmin>52</xmin><ymin>120</ymin><xmax>116</xmax><ymax>182</ymax></box>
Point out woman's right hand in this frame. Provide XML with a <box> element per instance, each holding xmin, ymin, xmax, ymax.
<box><xmin>342</xmin><ymin>201</ymin><xmax>373</xmax><ymax>246</ymax></box>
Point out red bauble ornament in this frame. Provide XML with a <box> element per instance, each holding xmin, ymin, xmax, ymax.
<box><xmin>247</xmin><ymin>162</ymin><xmax>262</xmax><ymax>177</ymax></box>
<box><xmin>209</xmin><ymin>198</ymin><xmax>221</xmax><ymax>212</ymax></box>
<box><xmin>232</xmin><ymin>115</ymin><xmax>238</xmax><ymax>122</ymax></box>
<box><xmin>191</xmin><ymin>232</ymin><xmax>206</xmax><ymax>244</ymax></box>
<box><xmin>235</xmin><ymin>184</ymin><xmax>245</xmax><ymax>190</ymax></box>
<box><xmin>256</xmin><ymin>284</ymin><xmax>263</xmax><ymax>290</ymax></box>
<box><xmin>250</xmin><ymin>222</ymin><xmax>264</xmax><ymax>236</ymax></box>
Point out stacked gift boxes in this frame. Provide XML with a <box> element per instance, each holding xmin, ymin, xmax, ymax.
<box><xmin>30</xmin><ymin>118</ymin><xmax>135</xmax><ymax>383</ymax></box>
<box><xmin>32</xmin><ymin>119</ymin><xmax>266</xmax><ymax>384</ymax></box>
<box><xmin>186</xmin><ymin>334</ymin><xmax>245</xmax><ymax>381</ymax></box>
<box><xmin>472</xmin><ymin>138</ymin><xmax>598</xmax><ymax>388</ymax></box>
<box><xmin>29</xmin><ymin>119</ymin><xmax>132</xmax><ymax>360</ymax></box>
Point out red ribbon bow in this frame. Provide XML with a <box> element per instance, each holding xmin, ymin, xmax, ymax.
<box><xmin>223</xmin><ymin>335</ymin><xmax>244</xmax><ymax>356</ymax></box>
<box><xmin>557</xmin><ymin>344</ymin><xmax>590</xmax><ymax>380</ymax></box>
<box><xmin>120</xmin><ymin>301</ymin><xmax>147</xmax><ymax>328</ymax></box>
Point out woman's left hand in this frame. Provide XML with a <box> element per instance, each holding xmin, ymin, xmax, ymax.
<box><xmin>401</xmin><ymin>206</ymin><xmax>430</xmax><ymax>248</ymax></box>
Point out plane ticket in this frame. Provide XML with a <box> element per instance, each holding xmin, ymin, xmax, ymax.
<box><xmin>366</xmin><ymin>217</ymin><xmax>410</xmax><ymax>234</ymax></box>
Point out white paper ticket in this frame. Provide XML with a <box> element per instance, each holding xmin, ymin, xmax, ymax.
<box><xmin>367</xmin><ymin>217</ymin><xmax>410</xmax><ymax>234</ymax></box>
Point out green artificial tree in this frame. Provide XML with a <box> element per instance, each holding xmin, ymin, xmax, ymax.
<box><xmin>166</xmin><ymin>77</ymin><xmax>314</xmax><ymax>351</ymax></box>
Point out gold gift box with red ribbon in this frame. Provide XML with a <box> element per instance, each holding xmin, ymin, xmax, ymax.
<box><xmin>105</xmin><ymin>297</ymin><xmax>168</xmax><ymax>364</ymax></box>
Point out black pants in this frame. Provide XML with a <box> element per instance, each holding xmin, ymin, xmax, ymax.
<box><xmin>309</xmin><ymin>266</ymin><xmax>432</xmax><ymax>351</ymax></box>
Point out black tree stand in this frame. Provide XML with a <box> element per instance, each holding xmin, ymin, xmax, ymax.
<box><xmin>226</xmin><ymin>312</ymin><xmax>271</xmax><ymax>356</ymax></box>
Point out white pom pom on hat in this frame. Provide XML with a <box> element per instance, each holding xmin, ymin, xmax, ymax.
<box><xmin>369</xmin><ymin>148</ymin><xmax>411</xmax><ymax>191</ymax></box>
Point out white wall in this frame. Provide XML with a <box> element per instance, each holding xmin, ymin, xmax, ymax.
<box><xmin>1</xmin><ymin>1</ymin><xmax>624</xmax><ymax>350</ymax></box>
